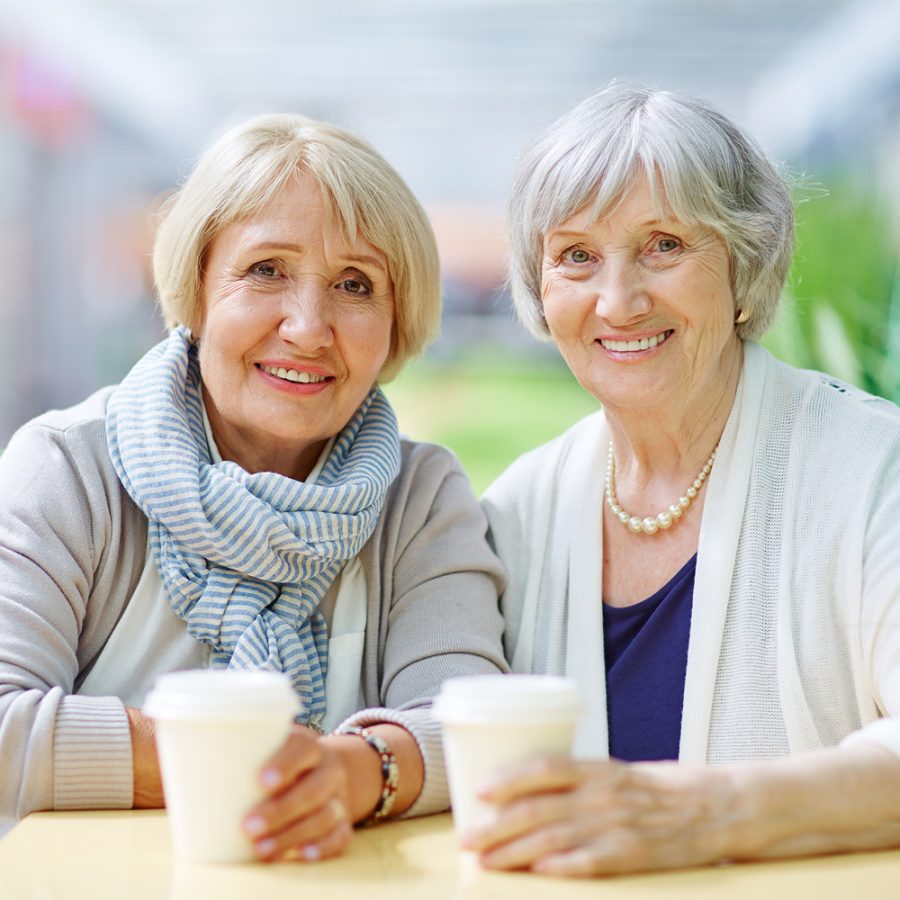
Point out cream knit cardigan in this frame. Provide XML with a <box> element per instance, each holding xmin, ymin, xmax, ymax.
<box><xmin>482</xmin><ymin>342</ymin><xmax>900</xmax><ymax>763</ymax></box>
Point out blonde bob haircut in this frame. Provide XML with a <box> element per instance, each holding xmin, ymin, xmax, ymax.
<box><xmin>508</xmin><ymin>82</ymin><xmax>795</xmax><ymax>342</ymax></box>
<box><xmin>153</xmin><ymin>112</ymin><xmax>441</xmax><ymax>382</ymax></box>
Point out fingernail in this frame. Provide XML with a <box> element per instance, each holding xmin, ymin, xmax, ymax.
<box><xmin>302</xmin><ymin>844</ymin><xmax>321</xmax><ymax>862</ymax></box>
<box><xmin>260</xmin><ymin>769</ymin><xmax>281</xmax><ymax>789</ymax></box>
<box><xmin>244</xmin><ymin>815</ymin><xmax>266</xmax><ymax>836</ymax></box>
<box><xmin>255</xmin><ymin>838</ymin><xmax>277</xmax><ymax>857</ymax></box>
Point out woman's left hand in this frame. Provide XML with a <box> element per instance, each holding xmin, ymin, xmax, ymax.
<box><xmin>462</xmin><ymin>755</ymin><xmax>741</xmax><ymax>877</ymax></box>
<box><xmin>241</xmin><ymin>726</ymin><xmax>360</xmax><ymax>863</ymax></box>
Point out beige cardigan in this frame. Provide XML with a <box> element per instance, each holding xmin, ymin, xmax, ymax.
<box><xmin>0</xmin><ymin>387</ymin><xmax>508</xmax><ymax>825</ymax></box>
<box><xmin>482</xmin><ymin>342</ymin><xmax>900</xmax><ymax>763</ymax></box>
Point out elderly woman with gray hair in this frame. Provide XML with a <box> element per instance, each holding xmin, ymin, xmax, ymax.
<box><xmin>472</xmin><ymin>83</ymin><xmax>900</xmax><ymax>876</ymax></box>
<box><xmin>0</xmin><ymin>113</ymin><xmax>507</xmax><ymax>859</ymax></box>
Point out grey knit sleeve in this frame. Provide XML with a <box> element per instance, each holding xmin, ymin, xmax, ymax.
<box><xmin>347</xmin><ymin>442</ymin><xmax>509</xmax><ymax>816</ymax></box>
<box><xmin>0</xmin><ymin>416</ymin><xmax>137</xmax><ymax>823</ymax></box>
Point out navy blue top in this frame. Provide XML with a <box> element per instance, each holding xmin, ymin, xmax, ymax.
<box><xmin>603</xmin><ymin>554</ymin><xmax>697</xmax><ymax>762</ymax></box>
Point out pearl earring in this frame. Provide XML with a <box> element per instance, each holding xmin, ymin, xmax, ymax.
<box><xmin>735</xmin><ymin>308</ymin><xmax>750</xmax><ymax>325</ymax></box>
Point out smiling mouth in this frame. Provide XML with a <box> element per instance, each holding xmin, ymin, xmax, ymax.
<box><xmin>599</xmin><ymin>330</ymin><xmax>673</xmax><ymax>352</ymax></box>
<box><xmin>258</xmin><ymin>364</ymin><xmax>331</xmax><ymax>384</ymax></box>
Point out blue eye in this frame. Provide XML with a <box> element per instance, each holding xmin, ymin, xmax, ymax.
<box><xmin>656</xmin><ymin>238</ymin><xmax>679</xmax><ymax>252</ymax></box>
<box><xmin>564</xmin><ymin>248</ymin><xmax>593</xmax><ymax>264</ymax></box>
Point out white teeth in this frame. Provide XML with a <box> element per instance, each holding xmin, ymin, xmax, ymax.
<box><xmin>261</xmin><ymin>365</ymin><xmax>327</xmax><ymax>384</ymax></box>
<box><xmin>600</xmin><ymin>331</ymin><xmax>670</xmax><ymax>353</ymax></box>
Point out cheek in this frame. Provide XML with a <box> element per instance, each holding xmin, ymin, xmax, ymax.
<box><xmin>541</xmin><ymin>280</ymin><xmax>583</xmax><ymax>334</ymax></box>
<box><xmin>347</xmin><ymin>304</ymin><xmax>394</xmax><ymax>359</ymax></box>
<box><xmin>699</xmin><ymin>288</ymin><xmax>736</xmax><ymax>337</ymax></box>
<box><xmin>363</xmin><ymin>323</ymin><xmax>394</xmax><ymax>373</ymax></box>
<box><xmin>196</xmin><ymin>311</ymin><xmax>256</xmax><ymax>391</ymax></box>
<box><xmin>198</xmin><ymin>316</ymin><xmax>239</xmax><ymax>370</ymax></box>
<box><xmin>197</xmin><ymin>341</ymin><xmax>236</xmax><ymax>396</ymax></box>
<box><xmin>201</xmin><ymin>292</ymin><xmax>282</xmax><ymax>359</ymax></box>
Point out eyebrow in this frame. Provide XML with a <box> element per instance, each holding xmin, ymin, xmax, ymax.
<box><xmin>249</xmin><ymin>241</ymin><xmax>388</xmax><ymax>273</ymax></box>
<box><xmin>544</xmin><ymin>228</ymin><xmax>589</xmax><ymax>242</ymax></box>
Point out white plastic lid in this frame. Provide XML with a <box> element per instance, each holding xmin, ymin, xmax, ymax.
<box><xmin>433</xmin><ymin>674</ymin><xmax>582</xmax><ymax>724</ymax></box>
<box><xmin>144</xmin><ymin>669</ymin><xmax>301</xmax><ymax>721</ymax></box>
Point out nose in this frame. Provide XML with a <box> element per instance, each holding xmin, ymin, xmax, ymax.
<box><xmin>591</xmin><ymin>257</ymin><xmax>651</xmax><ymax>325</ymax></box>
<box><xmin>278</xmin><ymin>280</ymin><xmax>334</xmax><ymax>350</ymax></box>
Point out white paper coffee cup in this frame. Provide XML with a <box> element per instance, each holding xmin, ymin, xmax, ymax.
<box><xmin>144</xmin><ymin>669</ymin><xmax>300</xmax><ymax>864</ymax></box>
<box><xmin>434</xmin><ymin>674</ymin><xmax>582</xmax><ymax>837</ymax></box>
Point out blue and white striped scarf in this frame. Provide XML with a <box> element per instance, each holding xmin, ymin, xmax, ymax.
<box><xmin>106</xmin><ymin>327</ymin><xmax>400</xmax><ymax>728</ymax></box>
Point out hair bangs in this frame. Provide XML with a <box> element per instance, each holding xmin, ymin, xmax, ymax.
<box><xmin>507</xmin><ymin>82</ymin><xmax>795</xmax><ymax>341</ymax></box>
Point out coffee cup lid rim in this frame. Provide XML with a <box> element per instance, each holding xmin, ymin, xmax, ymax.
<box><xmin>433</xmin><ymin>674</ymin><xmax>582</xmax><ymax>721</ymax></box>
<box><xmin>144</xmin><ymin>669</ymin><xmax>301</xmax><ymax>721</ymax></box>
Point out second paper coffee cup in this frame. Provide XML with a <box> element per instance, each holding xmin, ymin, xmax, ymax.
<box><xmin>434</xmin><ymin>674</ymin><xmax>582</xmax><ymax>836</ymax></box>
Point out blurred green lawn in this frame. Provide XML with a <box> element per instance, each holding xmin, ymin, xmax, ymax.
<box><xmin>383</xmin><ymin>347</ymin><xmax>598</xmax><ymax>495</ymax></box>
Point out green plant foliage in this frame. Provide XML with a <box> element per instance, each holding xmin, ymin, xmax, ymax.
<box><xmin>763</xmin><ymin>175</ymin><xmax>900</xmax><ymax>401</ymax></box>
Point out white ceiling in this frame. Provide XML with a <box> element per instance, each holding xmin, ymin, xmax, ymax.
<box><xmin>4</xmin><ymin>0</ymin><xmax>871</xmax><ymax>206</ymax></box>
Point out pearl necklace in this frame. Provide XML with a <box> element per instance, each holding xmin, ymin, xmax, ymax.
<box><xmin>605</xmin><ymin>444</ymin><xmax>717</xmax><ymax>535</ymax></box>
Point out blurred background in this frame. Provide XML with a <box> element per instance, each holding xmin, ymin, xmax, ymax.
<box><xmin>1</xmin><ymin>0</ymin><xmax>898</xmax><ymax>492</ymax></box>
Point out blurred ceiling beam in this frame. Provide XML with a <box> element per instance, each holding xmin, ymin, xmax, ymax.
<box><xmin>0</xmin><ymin>0</ymin><xmax>215</xmax><ymax>155</ymax></box>
<box><xmin>746</xmin><ymin>0</ymin><xmax>900</xmax><ymax>160</ymax></box>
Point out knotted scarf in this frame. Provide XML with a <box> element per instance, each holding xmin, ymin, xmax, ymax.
<box><xmin>106</xmin><ymin>327</ymin><xmax>400</xmax><ymax>728</ymax></box>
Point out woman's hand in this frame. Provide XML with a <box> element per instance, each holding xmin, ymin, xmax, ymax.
<box><xmin>463</xmin><ymin>743</ymin><xmax>900</xmax><ymax>877</ymax></box>
<box><xmin>462</xmin><ymin>755</ymin><xmax>741</xmax><ymax>877</ymax></box>
<box><xmin>241</xmin><ymin>723</ymin><xmax>424</xmax><ymax>863</ymax></box>
<box><xmin>241</xmin><ymin>726</ymin><xmax>367</xmax><ymax>862</ymax></box>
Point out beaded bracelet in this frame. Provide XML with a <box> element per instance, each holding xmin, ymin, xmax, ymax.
<box><xmin>344</xmin><ymin>726</ymin><xmax>399</xmax><ymax>826</ymax></box>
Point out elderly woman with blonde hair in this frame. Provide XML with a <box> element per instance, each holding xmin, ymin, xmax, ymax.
<box><xmin>472</xmin><ymin>83</ymin><xmax>900</xmax><ymax>876</ymax></box>
<box><xmin>0</xmin><ymin>113</ymin><xmax>507</xmax><ymax>860</ymax></box>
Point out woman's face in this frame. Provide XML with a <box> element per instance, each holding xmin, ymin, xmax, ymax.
<box><xmin>540</xmin><ymin>176</ymin><xmax>742</xmax><ymax>418</ymax></box>
<box><xmin>196</xmin><ymin>172</ymin><xmax>394</xmax><ymax>479</ymax></box>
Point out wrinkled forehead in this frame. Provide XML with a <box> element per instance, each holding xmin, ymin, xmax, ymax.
<box><xmin>544</xmin><ymin>166</ymin><xmax>684</xmax><ymax>238</ymax></box>
<box><xmin>208</xmin><ymin>166</ymin><xmax>386</xmax><ymax>261</ymax></box>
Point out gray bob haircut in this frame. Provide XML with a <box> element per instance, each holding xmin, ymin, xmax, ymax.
<box><xmin>508</xmin><ymin>83</ymin><xmax>795</xmax><ymax>341</ymax></box>
<box><xmin>153</xmin><ymin>112</ymin><xmax>441</xmax><ymax>382</ymax></box>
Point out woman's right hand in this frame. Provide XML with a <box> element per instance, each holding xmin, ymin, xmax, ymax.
<box><xmin>241</xmin><ymin>726</ymin><xmax>373</xmax><ymax>862</ymax></box>
<box><xmin>242</xmin><ymin>722</ymin><xmax>424</xmax><ymax>862</ymax></box>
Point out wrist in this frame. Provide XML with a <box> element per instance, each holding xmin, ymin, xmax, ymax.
<box><xmin>126</xmin><ymin>706</ymin><xmax>164</xmax><ymax>808</ymax></box>
<box><xmin>720</xmin><ymin>750</ymin><xmax>872</xmax><ymax>859</ymax></box>
<box><xmin>341</xmin><ymin>726</ymin><xmax>399</xmax><ymax>826</ymax></box>
<box><xmin>727</xmin><ymin>745</ymin><xmax>900</xmax><ymax>859</ymax></box>
<box><xmin>717</xmin><ymin>762</ymin><xmax>776</xmax><ymax>859</ymax></box>
<box><xmin>328</xmin><ymin>722</ymin><xmax>425</xmax><ymax>823</ymax></box>
<box><xmin>321</xmin><ymin>733</ymin><xmax>384</xmax><ymax>824</ymax></box>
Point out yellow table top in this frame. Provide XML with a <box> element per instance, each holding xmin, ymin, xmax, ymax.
<box><xmin>1</xmin><ymin>810</ymin><xmax>899</xmax><ymax>900</ymax></box>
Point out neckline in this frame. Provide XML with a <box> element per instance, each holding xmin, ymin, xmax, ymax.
<box><xmin>603</xmin><ymin>552</ymin><xmax>698</xmax><ymax>616</ymax></box>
